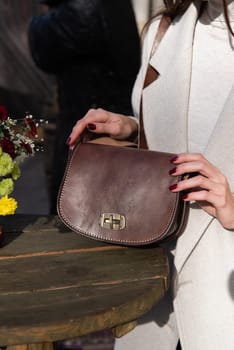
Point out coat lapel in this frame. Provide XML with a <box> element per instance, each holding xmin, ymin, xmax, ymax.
<box><xmin>142</xmin><ymin>1</ymin><xmax>201</xmax><ymax>154</ymax></box>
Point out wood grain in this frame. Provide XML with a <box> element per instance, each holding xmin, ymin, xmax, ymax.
<box><xmin>0</xmin><ymin>215</ymin><xmax>169</xmax><ymax>347</ymax></box>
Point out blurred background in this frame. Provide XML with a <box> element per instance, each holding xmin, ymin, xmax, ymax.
<box><xmin>0</xmin><ymin>1</ymin><xmax>163</xmax><ymax>348</ymax></box>
<box><xmin>0</xmin><ymin>0</ymin><xmax>163</xmax><ymax>216</ymax></box>
<box><xmin>133</xmin><ymin>0</ymin><xmax>164</xmax><ymax>31</ymax></box>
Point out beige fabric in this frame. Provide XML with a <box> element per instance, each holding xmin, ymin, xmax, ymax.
<box><xmin>116</xmin><ymin>1</ymin><xmax>234</xmax><ymax>348</ymax></box>
<box><xmin>132</xmin><ymin>0</ymin><xmax>234</xmax><ymax>271</ymax></box>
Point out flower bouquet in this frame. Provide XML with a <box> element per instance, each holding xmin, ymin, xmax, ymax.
<box><xmin>0</xmin><ymin>105</ymin><xmax>43</xmax><ymax>218</ymax></box>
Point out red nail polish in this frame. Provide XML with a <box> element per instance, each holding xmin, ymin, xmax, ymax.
<box><xmin>66</xmin><ymin>137</ymin><xmax>71</xmax><ymax>145</ymax></box>
<box><xmin>182</xmin><ymin>194</ymin><xmax>188</xmax><ymax>200</ymax></box>
<box><xmin>87</xmin><ymin>123</ymin><xmax>96</xmax><ymax>130</ymax></box>
<box><xmin>169</xmin><ymin>184</ymin><xmax>178</xmax><ymax>191</ymax></box>
<box><xmin>169</xmin><ymin>167</ymin><xmax>177</xmax><ymax>175</ymax></box>
<box><xmin>170</xmin><ymin>156</ymin><xmax>178</xmax><ymax>163</ymax></box>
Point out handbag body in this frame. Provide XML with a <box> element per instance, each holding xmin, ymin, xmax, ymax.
<box><xmin>57</xmin><ymin>138</ymin><xmax>189</xmax><ymax>245</ymax></box>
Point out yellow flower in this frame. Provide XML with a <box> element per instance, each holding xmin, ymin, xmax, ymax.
<box><xmin>0</xmin><ymin>196</ymin><xmax>18</xmax><ymax>215</ymax></box>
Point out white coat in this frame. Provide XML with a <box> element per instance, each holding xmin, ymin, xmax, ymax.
<box><xmin>115</xmin><ymin>1</ymin><xmax>234</xmax><ymax>349</ymax></box>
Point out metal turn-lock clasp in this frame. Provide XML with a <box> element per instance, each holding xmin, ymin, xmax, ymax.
<box><xmin>99</xmin><ymin>213</ymin><xmax>126</xmax><ymax>230</ymax></box>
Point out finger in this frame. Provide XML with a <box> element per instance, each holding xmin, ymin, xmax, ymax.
<box><xmin>171</xmin><ymin>176</ymin><xmax>229</xmax><ymax>208</ymax></box>
<box><xmin>85</xmin><ymin>120</ymin><xmax>122</xmax><ymax>137</ymax></box>
<box><xmin>169</xmin><ymin>174</ymin><xmax>214</xmax><ymax>192</ymax></box>
<box><xmin>179</xmin><ymin>178</ymin><xmax>229</xmax><ymax>207</ymax></box>
<box><xmin>69</xmin><ymin>108</ymin><xmax>110</xmax><ymax>144</ymax></box>
<box><xmin>182</xmin><ymin>190</ymin><xmax>226</xmax><ymax>209</ymax></box>
<box><xmin>170</xmin><ymin>153</ymin><xmax>226</xmax><ymax>182</ymax></box>
<box><xmin>170</xmin><ymin>153</ymin><xmax>207</xmax><ymax>164</ymax></box>
<box><xmin>169</xmin><ymin>156</ymin><xmax>221</xmax><ymax>181</ymax></box>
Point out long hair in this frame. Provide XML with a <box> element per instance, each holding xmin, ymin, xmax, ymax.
<box><xmin>141</xmin><ymin>0</ymin><xmax>192</xmax><ymax>36</ymax></box>
<box><xmin>162</xmin><ymin>0</ymin><xmax>193</xmax><ymax>18</ymax></box>
<box><xmin>143</xmin><ymin>0</ymin><xmax>234</xmax><ymax>36</ymax></box>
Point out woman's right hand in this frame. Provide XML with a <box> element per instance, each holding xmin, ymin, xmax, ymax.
<box><xmin>67</xmin><ymin>108</ymin><xmax>138</xmax><ymax>147</ymax></box>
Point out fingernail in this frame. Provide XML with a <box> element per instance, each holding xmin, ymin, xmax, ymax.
<box><xmin>66</xmin><ymin>137</ymin><xmax>71</xmax><ymax>145</ymax></box>
<box><xmin>169</xmin><ymin>167</ymin><xmax>177</xmax><ymax>175</ymax></box>
<box><xmin>182</xmin><ymin>194</ymin><xmax>188</xmax><ymax>200</ymax></box>
<box><xmin>87</xmin><ymin>123</ymin><xmax>96</xmax><ymax>130</ymax></box>
<box><xmin>170</xmin><ymin>156</ymin><xmax>178</xmax><ymax>163</ymax></box>
<box><xmin>169</xmin><ymin>184</ymin><xmax>178</xmax><ymax>191</ymax></box>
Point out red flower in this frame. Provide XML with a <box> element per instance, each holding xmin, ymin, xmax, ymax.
<box><xmin>0</xmin><ymin>105</ymin><xmax>8</xmax><ymax>121</ymax></box>
<box><xmin>24</xmin><ymin>117</ymin><xmax>38</xmax><ymax>137</ymax></box>
<box><xmin>20</xmin><ymin>141</ymin><xmax>33</xmax><ymax>155</ymax></box>
<box><xmin>0</xmin><ymin>137</ymin><xmax>16</xmax><ymax>158</ymax></box>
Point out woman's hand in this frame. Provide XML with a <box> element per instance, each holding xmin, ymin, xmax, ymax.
<box><xmin>67</xmin><ymin>108</ymin><xmax>138</xmax><ymax>147</ymax></box>
<box><xmin>169</xmin><ymin>153</ymin><xmax>234</xmax><ymax>230</ymax></box>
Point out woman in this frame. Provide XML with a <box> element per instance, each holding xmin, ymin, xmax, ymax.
<box><xmin>68</xmin><ymin>0</ymin><xmax>234</xmax><ymax>348</ymax></box>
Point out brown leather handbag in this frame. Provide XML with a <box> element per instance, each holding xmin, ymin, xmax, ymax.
<box><xmin>57</xmin><ymin>136</ymin><xmax>189</xmax><ymax>246</ymax></box>
<box><xmin>57</xmin><ymin>16</ymin><xmax>189</xmax><ymax>246</ymax></box>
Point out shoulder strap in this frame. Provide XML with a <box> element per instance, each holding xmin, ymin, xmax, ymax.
<box><xmin>139</xmin><ymin>15</ymin><xmax>171</xmax><ymax>149</ymax></box>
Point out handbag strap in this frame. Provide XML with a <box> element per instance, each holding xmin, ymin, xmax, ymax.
<box><xmin>139</xmin><ymin>15</ymin><xmax>171</xmax><ymax>149</ymax></box>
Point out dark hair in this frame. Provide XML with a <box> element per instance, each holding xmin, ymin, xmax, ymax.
<box><xmin>162</xmin><ymin>0</ymin><xmax>193</xmax><ymax>18</ymax></box>
<box><xmin>141</xmin><ymin>0</ymin><xmax>191</xmax><ymax>37</ymax></box>
<box><xmin>143</xmin><ymin>0</ymin><xmax>234</xmax><ymax>36</ymax></box>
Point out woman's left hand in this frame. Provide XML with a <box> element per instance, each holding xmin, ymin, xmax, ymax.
<box><xmin>169</xmin><ymin>153</ymin><xmax>234</xmax><ymax>230</ymax></box>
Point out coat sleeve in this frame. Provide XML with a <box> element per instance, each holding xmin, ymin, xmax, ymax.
<box><xmin>28</xmin><ymin>0</ymin><xmax>106</xmax><ymax>73</ymax></box>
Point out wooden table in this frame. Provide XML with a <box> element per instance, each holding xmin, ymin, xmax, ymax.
<box><xmin>0</xmin><ymin>215</ymin><xmax>169</xmax><ymax>350</ymax></box>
